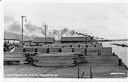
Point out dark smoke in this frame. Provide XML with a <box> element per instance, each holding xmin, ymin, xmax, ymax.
<box><xmin>25</xmin><ymin>23</ymin><xmax>46</xmax><ymax>36</ymax></box>
<box><xmin>9</xmin><ymin>21</ymin><xmax>21</xmax><ymax>32</ymax></box>
<box><xmin>25</xmin><ymin>23</ymin><xmax>37</xmax><ymax>31</ymax></box>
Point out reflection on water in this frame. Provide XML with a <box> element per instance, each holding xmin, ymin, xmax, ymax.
<box><xmin>102</xmin><ymin>41</ymin><xmax>128</xmax><ymax>67</ymax></box>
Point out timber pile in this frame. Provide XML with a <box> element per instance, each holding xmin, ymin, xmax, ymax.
<box><xmin>72</xmin><ymin>44</ymin><xmax>79</xmax><ymax>48</ymax></box>
<box><xmin>4</xmin><ymin>52</ymin><xmax>26</xmax><ymax>64</ymax></box>
<box><xmin>87</xmin><ymin>47</ymin><xmax>99</xmax><ymax>52</ymax></box>
<box><xmin>13</xmin><ymin>47</ymin><xmax>24</xmax><ymax>52</ymax></box>
<box><xmin>41</xmin><ymin>45</ymin><xmax>49</xmax><ymax>48</ymax></box>
<box><xmin>56</xmin><ymin>44</ymin><xmax>64</xmax><ymax>48</ymax></box>
<box><xmin>37</xmin><ymin>48</ymin><xmax>48</xmax><ymax>53</ymax></box>
<box><xmin>80</xmin><ymin>44</ymin><xmax>87</xmax><ymax>48</ymax></box>
<box><xmin>86</xmin><ymin>51</ymin><xmax>98</xmax><ymax>56</ymax></box>
<box><xmin>86</xmin><ymin>47</ymin><xmax>99</xmax><ymax>55</ymax></box>
<box><xmin>74</xmin><ymin>48</ymin><xmax>86</xmax><ymax>55</ymax></box>
<box><xmin>32</xmin><ymin>53</ymin><xmax>75</xmax><ymax>67</ymax></box>
<box><xmin>24</xmin><ymin>47</ymin><xmax>36</xmax><ymax>53</ymax></box>
<box><xmin>85</xmin><ymin>55</ymin><xmax>119</xmax><ymax>65</ymax></box>
<box><xmin>32</xmin><ymin>52</ymin><xmax>86</xmax><ymax>67</ymax></box>
<box><xmin>61</xmin><ymin>48</ymin><xmax>73</xmax><ymax>52</ymax></box>
<box><xmin>63</xmin><ymin>44</ymin><xmax>72</xmax><ymax>48</ymax></box>
<box><xmin>87</xmin><ymin>43</ymin><xmax>95</xmax><ymax>47</ymax></box>
<box><xmin>49</xmin><ymin>48</ymin><xmax>60</xmax><ymax>53</ymax></box>
<box><xmin>100</xmin><ymin>47</ymin><xmax>112</xmax><ymax>55</ymax></box>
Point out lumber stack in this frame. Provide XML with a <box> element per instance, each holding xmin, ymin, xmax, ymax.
<box><xmin>13</xmin><ymin>47</ymin><xmax>24</xmax><ymax>52</ymax></box>
<box><xmin>72</xmin><ymin>44</ymin><xmax>79</xmax><ymax>48</ymax></box>
<box><xmin>41</xmin><ymin>45</ymin><xmax>49</xmax><ymax>48</ymax></box>
<box><xmin>49</xmin><ymin>48</ymin><xmax>60</xmax><ymax>53</ymax></box>
<box><xmin>74</xmin><ymin>48</ymin><xmax>86</xmax><ymax>55</ymax></box>
<box><xmin>48</xmin><ymin>44</ymin><xmax>57</xmax><ymax>48</ymax></box>
<box><xmin>94</xmin><ymin>43</ymin><xmax>103</xmax><ymax>48</ymax></box>
<box><xmin>86</xmin><ymin>51</ymin><xmax>98</xmax><ymax>56</ymax></box>
<box><xmin>32</xmin><ymin>53</ymin><xmax>76</xmax><ymax>67</ymax></box>
<box><xmin>80</xmin><ymin>44</ymin><xmax>87</xmax><ymax>48</ymax></box>
<box><xmin>85</xmin><ymin>55</ymin><xmax>119</xmax><ymax>65</ymax></box>
<box><xmin>100</xmin><ymin>47</ymin><xmax>112</xmax><ymax>55</ymax></box>
<box><xmin>4</xmin><ymin>52</ymin><xmax>26</xmax><ymax>64</ymax></box>
<box><xmin>87</xmin><ymin>47</ymin><xmax>98</xmax><ymax>52</ymax></box>
<box><xmin>63</xmin><ymin>44</ymin><xmax>72</xmax><ymax>48</ymax></box>
<box><xmin>37</xmin><ymin>48</ymin><xmax>48</xmax><ymax>53</ymax></box>
<box><xmin>56</xmin><ymin>44</ymin><xmax>64</xmax><ymax>48</ymax></box>
<box><xmin>87</xmin><ymin>43</ymin><xmax>95</xmax><ymax>47</ymax></box>
<box><xmin>61</xmin><ymin>48</ymin><xmax>73</xmax><ymax>52</ymax></box>
<box><xmin>24</xmin><ymin>47</ymin><xmax>36</xmax><ymax>53</ymax></box>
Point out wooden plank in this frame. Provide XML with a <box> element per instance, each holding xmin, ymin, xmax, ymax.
<box><xmin>101</xmin><ymin>47</ymin><xmax>112</xmax><ymax>53</ymax></box>
<box><xmin>36</xmin><ymin>53</ymin><xmax>75</xmax><ymax>57</ymax></box>
<box><xmin>49</xmin><ymin>48</ymin><xmax>60</xmax><ymax>53</ymax></box>
<box><xmin>87</xmin><ymin>52</ymin><xmax>98</xmax><ymax>55</ymax></box>
<box><xmin>74</xmin><ymin>48</ymin><xmax>85</xmax><ymax>55</ymax></box>
<box><xmin>24</xmin><ymin>47</ymin><xmax>36</xmax><ymax>52</ymax></box>
<box><xmin>87</xmin><ymin>47</ymin><xmax>99</xmax><ymax>52</ymax></box>
<box><xmin>37</xmin><ymin>48</ymin><xmax>48</xmax><ymax>53</ymax></box>
<box><xmin>61</xmin><ymin>48</ymin><xmax>73</xmax><ymax>52</ymax></box>
<box><xmin>13</xmin><ymin>47</ymin><xmax>24</xmax><ymax>52</ymax></box>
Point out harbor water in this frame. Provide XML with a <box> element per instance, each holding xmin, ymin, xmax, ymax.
<box><xmin>102</xmin><ymin>41</ymin><xmax>128</xmax><ymax>67</ymax></box>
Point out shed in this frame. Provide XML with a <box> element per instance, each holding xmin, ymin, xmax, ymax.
<box><xmin>33</xmin><ymin>37</ymin><xmax>55</xmax><ymax>44</ymax></box>
<box><xmin>61</xmin><ymin>37</ymin><xmax>95</xmax><ymax>43</ymax></box>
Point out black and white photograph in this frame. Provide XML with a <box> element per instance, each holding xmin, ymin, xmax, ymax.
<box><xmin>1</xmin><ymin>0</ymin><xmax>128</xmax><ymax>80</ymax></box>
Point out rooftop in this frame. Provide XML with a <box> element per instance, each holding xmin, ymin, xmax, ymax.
<box><xmin>61</xmin><ymin>37</ymin><xmax>94</xmax><ymax>42</ymax></box>
<box><xmin>33</xmin><ymin>37</ymin><xmax>55</xmax><ymax>43</ymax></box>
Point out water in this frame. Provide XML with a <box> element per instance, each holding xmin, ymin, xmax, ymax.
<box><xmin>102</xmin><ymin>41</ymin><xmax>128</xmax><ymax>67</ymax></box>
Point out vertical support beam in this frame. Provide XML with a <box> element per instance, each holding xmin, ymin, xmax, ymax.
<box><xmin>90</xmin><ymin>65</ymin><xmax>93</xmax><ymax>78</ymax></box>
<box><xmin>119</xmin><ymin>59</ymin><xmax>122</xmax><ymax>66</ymax></box>
<box><xmin>78</xmin><ymin>55</ymin><xmax>80</xmax><ymax>78</ymax></box>
<box><xmin>21</xmin><ymin>16</ymin><xmax>26</xmax><ymax>46</ymax></box>
<box><xmin>21</xmin><ymin>16</ymin><xmax>24</xmax><ymax>46</ymax></box>
<box><xmin>44</xmin><ymin>25</ymin><xmax>47</xmax><ymax>44</ymax></box>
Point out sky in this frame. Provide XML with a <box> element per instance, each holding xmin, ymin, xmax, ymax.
<box><xmin>4</xmin><ymin>1</ymin><xmax>128</xmax><ymax>39</ymax></box>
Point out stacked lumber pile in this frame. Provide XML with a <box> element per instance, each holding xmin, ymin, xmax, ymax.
<box><xmin>86</xmin><ymin>51</ymin><xmax>98</xmax><ymax>56</ymax></box>
<box><xmin>86</xmin><ymin>47</ymin><xmax>98</xmax><ymax>55</ymax></box>
<box><xmin>4</xmin><ymin>52</ymin><xmax>26</xmax><ymax>64</ymax></box>
<box><xmin>63</xmin><ymin>44</ymin><xmax>72</xmax><ymax>48</ymax></box>
<box><xmin>74</xmin><ymin>48</ymin><xmax>86</xmax><ymax>55</ymax></box>
<box><xmin>80</xmin><ymin>44</ymin><xmax>87</xmax><ymax>48</ymax></box>
<box><xmin>85</xmin><ymin>55</ymin><xmax>119</xmax><ymax>65</ymax></box>
<box><xmin>72</xmin><ymin>44</ymin><xmax>79</xmax><ymax>48</ymax></box>
<box><xmin>100</xmin><ymin>47</ymin><xmax>112</xmax><ymax>55</ymax></box>
<box><xmin>94</xmin><ymin>43</ymin><xmax>103</xmax><ymax>48</ymax></box>
<box><xmin>24</xmin><ymin>47</ymin><xmax>36</xmax><ymax>54</ymax></box>
<box><xmin>13</xmin><ymin>47</ymin><xmax>24</xmax><ymax>52</ymax></box>
<box><xmin>32</xmin><ymin>53</ymin><xmax>77</xmax><ymax>67</ymax></box>
<box><xmin>48</xmin><ymin>44</ymin><xmax>58</xmax><ymax>48</ymax></box>
<box><xmin>41</xmin><ymin>45</ymin><xmax>49</xmax><ymax>48</ymax></box>
<box><xmin>49</xmin><ymin>48</ymin><xmax>60</xmax><ymax>53</ymax></box>
<box><xmin>87</xmin><ymin>43</ymin><xmax>95</xmax><ymax>47</ymax></box>
<box><xmin>87</xmin><ymin>47</ymin><xmax>99</xmax><ymax>52</ymax></box>
<box><xmin>61</xmin><ymin>48</ymin><xmax>73</xmax><ymax>52</ymax></box>
<box><xmin>37</xmin><ymin>47</ymin><xmax>48</xmax><ymax>53</ymax></box>
<box><xmin>56</xmin><ymin>44</ymin><xmax>64</xmax><ymax>48</ymax></box>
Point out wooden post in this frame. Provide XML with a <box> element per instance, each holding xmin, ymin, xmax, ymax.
<box><xmin>21</xmin><ymin>16</ymin><xmax>26</xmax><ymax>46</ymax></box>
<box><xmin>78</xmin><ymin>55</ymin><xmax>80</xmax><ymax>78</ymax></box>
<box><xmin>90</xmin><ymin>65</ymin><xmax>93</xmax><ymax>78</ymax></box>
<box><xmin>44</xmin><ymin>25</ymin><xmax>47</xmax><ymax>44</ymax></box>
<box><xmin>119</xmin><ymin>59</ymin><xmax>122</xmax><ymax>66</ymax></box>
<box><xmin>21</xmin><ymin>16</ymin><xmax>24</xmax><ymax>46</ymax></box>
